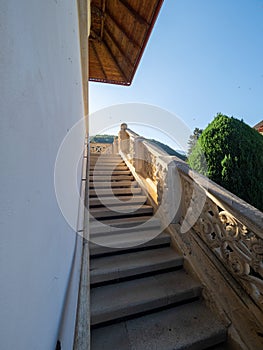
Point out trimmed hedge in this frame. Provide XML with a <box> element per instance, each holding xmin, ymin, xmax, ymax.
<box><xmin>188</xmin><ymin>114</ymin><xmax>263</xmax><ymax>211</ymax></box>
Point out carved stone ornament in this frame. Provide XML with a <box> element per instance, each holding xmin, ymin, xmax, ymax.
<box><xmin>181</xmin><ymin>175</ymin><xmax>263</xmax><ymax>310</ymax></box>
<box><xmin>217</xmin><ymin>211</ymin><xmax>263</xmax><ymax>307</ymax></box>
<box><xmin>90</xmin><ymin>143</ymin><xmax>112</xmax><ymax>154</ymax></box>
<box><xmin>142</xmin><ymin>145</ymin><xmax>156</xmax><ymax>181</ymax></box>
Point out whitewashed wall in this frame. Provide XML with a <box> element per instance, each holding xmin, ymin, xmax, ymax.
<box><xmin>0</xmin><ymin>1</ymin><xmax>86</xmax><ymax>349</ymax></box>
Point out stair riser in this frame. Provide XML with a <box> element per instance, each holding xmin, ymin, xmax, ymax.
<box><xmin>89</xmin><ymin>196</ymin><xmax>147</xmax><ymax>207</ymax></box>
<box><xmin>90</xmin><ymin>211</ymin><xmax>153</xmax><ymax>221</ymax></box>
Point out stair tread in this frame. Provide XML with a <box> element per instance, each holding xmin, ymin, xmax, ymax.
<box><xmin>90</xmin><ymin>160</ymin><xmax>124</xmax><ymax>162</ymax></box>
<box><xmin>89</xmin><ymin>171</ymin><xmax>132</xmax><ymax>175</ymax></box>
<box><xmin>90</xmin><ymin>221</ymin><xmax>161</xmax><ymax>237</ymax></box>
<box><xmin>90</xmin><ymin>215</ymin><xmax>159</xmax><ymax>225</ymax></box>
<box><xmin>90</xmin><ymin>204</ymin><xmax>152</xmax><ymax>213</ymax></box>
<box><xmin>89</xmin><ymin>188</ymin><xmax>141</xmax><ymax>196</ymax></box>
<box><xmin>91</xmin><ymin>300</ymin><xmax>226</xmax><ymax>350</ymax></box>
<box><xmin>89</xmin><ymin>232</ymin><xmax>170</xmax><ymax>256</ymax></box>
<box><xmin>89</xmin><ymin>205</ymin><xmax>153</xmax><ymax>221</ymax></box>
<box><xmin>90</xmin><ymin>229</ymin><xmax>166</xmax><ymax>246</ymax></box>
<box><xmin>90</xmin><ymin>228</ymin><xmax>162</xmax><ymax>240</ymax></box>
<box><xmin>89</xmin><ymin>181</ymin><xmax>137</xmax><ymax>188</ymax></box>
<box><xmin>91</xmin><ymin>270</ymin><xmax>201</xmax><ymax>325</ymax></box>
<box><xmin>90</xmin><ymin>216</ymin><xmax>161</xmax><ymax>235</ymax></box>
<box><xmin>90</xmin><ymin>247</ymin><xmax>183</xmax><ymax>284</ymax></box>
<box><xmin>89</xmin><ymin>166</ymin><xmax>128</xmax><ymax>170</ymax></box>
<box><xmin>90</xmin><ymin>156</ymin><xmax>122</xmax><ymax>160</ymax></box>
<box><xmin>89</xmin><ymin>175</ymin><xmax>134</xmax><ymax>181</ymax></box>
<box><xmin>89</xmin><ymin>195</ymin><xmax>147</xmax><ymax>207</ymax></box>
<box><xmin>90</xmin><ymin>160</ymin><xmax>126</xmax><ymax>163</ymax></box>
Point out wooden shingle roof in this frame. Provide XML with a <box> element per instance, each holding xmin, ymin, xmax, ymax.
<box><xmin>89</xmin><ymin>0</ymin><xmax>164</xmax><ymax>85</ymax></box>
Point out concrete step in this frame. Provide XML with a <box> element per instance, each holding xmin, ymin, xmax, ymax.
<box><xmin>91</xmin><ymin>270</ymin><xmax>201</xmax><ymax>326</ymax></box>
<box><xmin>89</xmin><ymin>165</ymin><xmax>128</xmax><ymax>171</ymax></box>
<box><xmin>89</xmin><ymin>232</ymin><xmax>171</xmax><ymax>257</ymax></box>
<box><xmin>89</xmin><ymin>216</ymin><xmax>161</xmax><ymax>237</ymax></box>
<box><xmin>89</xmin><ymin>170</ymin><xmax>132</xmax><ymax>176</ymax></box>
<box><xmin>89</xmin><ymin>205</ymin><xmax>153</xmax><ymax>220</ymax></box>
<box><xmin>90</xmin><ymin>216</ymin><xmax>161</xmax><ymax>234</ymax></box>
<box><xmin>90</xmin><ymin>155</ymin><xmax>122</xmax><ymax>160</ymax></box>
<box><xmin>91</xmin><ymin>300</ymin><xmax>227</xmax><ymax>350</ymax></box>
<box><xmin>89</xmin><ymin>175</ymin><xmax>134</xmax><ymax>181</ymax></box>
<box><xmin>90</xmin><ymin>160</ymin><xmax>125</xmax><ymax>164</ymax></box>
<box><xmin>89</xmin><ymin>181</ymin><xmax>137</xmax><ymax>189</ymax></box>
<box><xmin>89</xmin><ymin>188</ymin><xmax>141</xmax><ymax>197</ymax></box>
<box><xmin>90</xmin><ymin>158</ymin><xmax>124</xmax><ymax>163</ymax></box>
<box><xmin>90</xmin><ymin>227</ymin><xmax>161</xmax><ymax>243</ymax></box>
<box><xmin>89</xmin><ymin>161</ymin><xmax>124</xmax><ymax>166</ymax></box>
<box><xmin>90</xmin><ymin>247</ymin><xmax>184</xmax><ymax>285</ymax></box>
<box><xmin>89</xmin><ymin>195</ymin><xmax>147</xmax><ymax>208</ymax></box>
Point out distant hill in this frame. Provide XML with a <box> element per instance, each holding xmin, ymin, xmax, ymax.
<box><xmin>90</xmin><ymin>135</ymin><xmax>186</xmax><ymax>161</ymax></box>
<box><xmin>148</xmin><ymin>139</ymin><xmax>186</xmax><ymax>161</ymax></box>
<box><xmin>89</xmin><ymin>135</ymin><xmax>115</xmax><ymax>144</ymax></box>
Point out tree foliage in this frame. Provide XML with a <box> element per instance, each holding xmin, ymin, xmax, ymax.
<box><xmin>188</xmin><ymin>113</ymin><xmax>263</xmax><ymax>211</ymax></box>
<box><xmin>187</xmin><ymin>127</ymin><xmax>203</xmax><ymax>156</ymax></box>
<box><xmin>89</xmin><ymin>135</ymin><xmax>115</xmax><ymax>144</ymax></box>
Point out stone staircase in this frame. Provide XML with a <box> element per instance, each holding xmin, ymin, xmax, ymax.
<box><xmin>88</xmin><ymin>153</ymin><xmax>227</xmax><ymax>350</ymax></box>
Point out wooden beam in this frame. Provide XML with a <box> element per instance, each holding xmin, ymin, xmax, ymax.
<box><xmin>104</xmin><ymin>25</ymin><xmax>133</xmax><ymax>69</ymax></box>
<box><xmin>118</xmin><ymin>0</ymin><xmax>149</xmax><ymax>26</ymax></box>
<box><xmin>91</xmin><ymin>41</ymin><xmax>108</xmax><ymax>80</ymax></box>
<box><xmin>100</xmin><ymin>0</ymin><xmax>106</xmax><ymax>39</ymax></box>
<box><xmin>107</xmin><ymin>10</ymin><xmax>141</xmax><ymax>50</ymax></box>
<box><xmin>90</xmin><ymin>29</ymin><xmax>101</xmax><ymax>42</ymax></box>
<box><xmin>90</xmin><ymin>4</ymin><xmax>105</xmax><ymax>20</ymax></box>
<box><xmin>103</xmin><ymin>38</ymin><xmax>129</xmax><ymax>82</ymax></box>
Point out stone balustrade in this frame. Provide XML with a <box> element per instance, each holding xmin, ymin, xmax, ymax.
<box><xmin>89</xmin><ymin>139</ymin><xmax>118</xmax><ymax>154</ymax></box>
<box><xmin>118</xmin><ymin>123</ymin><xmax>263</xmax><ymax>343</ymax></box>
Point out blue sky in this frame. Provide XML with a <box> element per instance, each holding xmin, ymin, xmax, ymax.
<box><xmin>89</xmin><ymin>0</ymin><xmax>263</xmax><ymax>147</ymax></box>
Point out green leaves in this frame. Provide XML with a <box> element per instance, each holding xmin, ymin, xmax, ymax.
<box><xmin>188</xmin><ymin>114</ymin><xmax>263</xmax><ymax>212</ymax></box>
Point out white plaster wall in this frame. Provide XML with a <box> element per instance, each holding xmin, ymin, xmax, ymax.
<box><xmin>0</xmin><ymin>1</ymin><xmax>85</xmax><ymax>349</ymax></box>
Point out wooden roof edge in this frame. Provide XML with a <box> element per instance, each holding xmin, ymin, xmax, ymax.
<box><xmin>253</xmin><ymin>120</ymin><xmax>263</xmax><ymax>129</ymax></box>
<box><xmin>128</xmin><ymin>0</ymin><xmax>164</xmax><ymax>85</ymax></box>
<box><xmin>89</xmin><ymin>0</ymin><xmax>164</xmax><ymax>86</ymax></box>
<box><xmin>89</xmin><ymin>76</ymin><xmax>131</xmax><ymax>86</ymax></box>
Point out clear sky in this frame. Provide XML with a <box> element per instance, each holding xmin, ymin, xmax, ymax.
<box><xmin>89</xmin><ymin>0</ymin><xmax>263</xmax><ymax>148</ymax></box>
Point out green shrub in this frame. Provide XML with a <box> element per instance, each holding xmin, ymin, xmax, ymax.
<box><xmin>188</xmin><ymin>114</ymin><xmax>263</xmax><ymax>211</ymax></box>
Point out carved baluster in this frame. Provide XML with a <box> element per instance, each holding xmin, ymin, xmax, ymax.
<box><xmin>118</xmin><ymin>123</ymin><xmax>130</xmax><ymax>154</ymax></box>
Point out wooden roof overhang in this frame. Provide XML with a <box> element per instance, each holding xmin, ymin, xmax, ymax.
<box><xmin>89</xmin><ymin>0</ymin><xmax>164</xmax><ymax>86</ymax></box>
